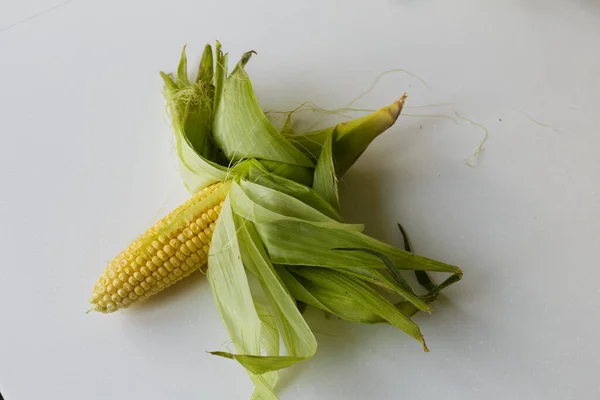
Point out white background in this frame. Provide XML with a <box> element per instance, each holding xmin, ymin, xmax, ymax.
<box><xmin>1</xmin><ymin>0</ymin><xmax>599</xmax><ymax>399</ymax></box>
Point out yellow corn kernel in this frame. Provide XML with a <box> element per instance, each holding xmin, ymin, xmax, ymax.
<box><xmin>90</xmin><ymin>181</ymin><xmax>230</xmax><ymax>313</ymax></box>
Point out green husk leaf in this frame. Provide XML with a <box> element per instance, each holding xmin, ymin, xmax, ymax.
<box><xmin>291</xmin><ymin>267</ymin><xmax>428</xmax><ymax>350</ymax></box>
<box><xmin>333</xmin><ymin>96</ymin><xmax>406</xmax><ymax>176</ymax></box>
<box><xmin>258</xmin><ymin>160</ymin><xmax>314</xmax><ymax>187</ymax></box>
<box><xmin>208</xmin><ymin>191</ymin><xmax>319</xmax><ymax>398</ymax></box>
<box><xmin>239</xmin><ymin>50</ymin><xmax>257</xmax><ymax>68</ymax></box>
<box><xmin>161</xmin><ymin>62</ymin><xmax>214</xmax><ymax>158</ymax></box>
<box><xmin>330</xmin><ymin>266</ymin><xmax>431</xmax><ymax>312</ymax></box>
<box><xmin>254</xmin><ymin>302</ymin><xmax>280</xmax><ymax>359</ymax></box>
<box><xmin>397</xmin><ymin>223</ymin><xmax>437</xmax><ymax>291</ymax></box>
<box><xmin>211</xmin><ymin>351</ymin><xmax>306</xmax><ymax>375</ymax></box>
<box><xmin>334</xmin><ymin>248</ymin><xmax>414</xmax><ymax>293</ymax></box>
<box><xmin>228</xmin><ymin>177</ymin><xmax>458</xmax><ymax>273</ymax></box>
<box><xmin>394</xmin><ymin>270</ymin><xmax>464</xmax><ymax>319</ymax></box>
<box><xmin>276</xmin><ymin>266</ymin><xmax>334</xmax><ymax>313</ymax></box>
<box><xmin>256</xmin><ymin>220</ymin><xmax>460</xmax><ymax>274</ymax></box>
<box><xmin>228</xmin><ymin>176</ymin><xmax>456</xmax><ymax>322</ymax></box>
<box><xmin>196</xmin><ymin>44</ymin><xmax>214</xmax><ymax>84</ymax></box>
<box><xmin>238</xmin><ymin>220</ymin><xmax>317</xmax><ymax>360</ymax></box>
<box><xmin>212</xmin><ymin>214</ymin><xmax>317</xmax><ymax>377</ymax></box>
<box><xmin>312</xmin><ymin>133</ymin><xmax>340</xmax><ymax>211</ymax></box>
<box><xmin>230</xmin><ymin>180</ymin><xmax>361</xmax><ymax>231</ymax></box>
<box><xmin>248</xmin><ymin>165</ymin><xmax>341</xmax><ymax>221</ymax></box>
<box><xmin>207</xmin><ymin>197</ymin><xmax>281</xmax><ymax>398</ymax></box>
<box><xmin>291</xmin><ymin>271</ymin><xmax>382</xmax><ymax>323</ymax></box>
<box><xmin>213</xmin><ymin>54</ymin><xmax>314</xmax><ymax>167</ymax></box>
<box><xmin>177</xmin><ymin>45</ymin><xmax>189</xmax><ymax>86</ymax></box>
<box><xmin>213</xmin><ymin>41</ymin><xmax>228</xmax><ymax>113</ymax></box>
<box><xmin>207</xmin><ymin>197</ymin><xmax>262</xmax><ymax>358</ymax></box>
<box><xmin>395</xmin><ymin>222</ymin><xmax>463</xmax><ymax>298</ymax></box>
<box><xmin>250</xmin><ymin>302</ymin><xmax>279</xmax><ymax>399</ymax></box>
<box><xmin>429</xmin><ymin>272</ymin><xmax>463</xmax><ymax>296</ymax></box>
<box><xmin>281</xmin><ymin>263</ymin><xmax>430</xmax><ymax>321</ymax></box>
<box><xmin>160</xmin><ymin>67</ymin><xmax>227</xmax><ymax>193</ymax></box>
<box><xmin>287</xmin><ymin>96</ymin><xmax>406</xmax><ymax>176</ymax></box>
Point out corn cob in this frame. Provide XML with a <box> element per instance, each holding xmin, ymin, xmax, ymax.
<box><xmin>90</xmin><ymin>180</ymin><xmax>231</xmax><ymax>313</ymax></box>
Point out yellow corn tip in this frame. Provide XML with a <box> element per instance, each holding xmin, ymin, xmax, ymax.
<box><xmin>90</xmin><ymin>181</ymin><xmax>230</xmax><ymax>313</ymax></box>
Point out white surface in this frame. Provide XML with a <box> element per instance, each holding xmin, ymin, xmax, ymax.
<box><xmin>1</xmin><ymin>0</ymin><xmax>599</xmax><ymax>399</ymax></box>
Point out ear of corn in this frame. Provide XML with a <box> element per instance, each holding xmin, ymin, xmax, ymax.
<box><xmin>92</xmin><ymin>43</ymin><xmax>462</xmax><ymax>399</ymax></box>
<box><xmin>91</xmin><ymin>181</ymin><xmax>230</xmax><ymax>313</ymax></box>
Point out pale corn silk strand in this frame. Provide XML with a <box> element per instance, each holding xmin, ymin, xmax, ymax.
<box><xmin>453</xmin><ymin>111</ymin><xmax>489</xmax><ymax>167</ymax></box>
<box><xmin>279</xmin><ymin>105</ymin><xmax>486</xmax><ymax>167</ymax></box>
<box><xmin>266</xmin><ymin>68</ymin><xmax>488</xmax><ymax>165</ymax></box>
<box><xmin>299</xmin><ymin>68</ymin><xmax>431</xmax><ymax>133</ymax></box>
